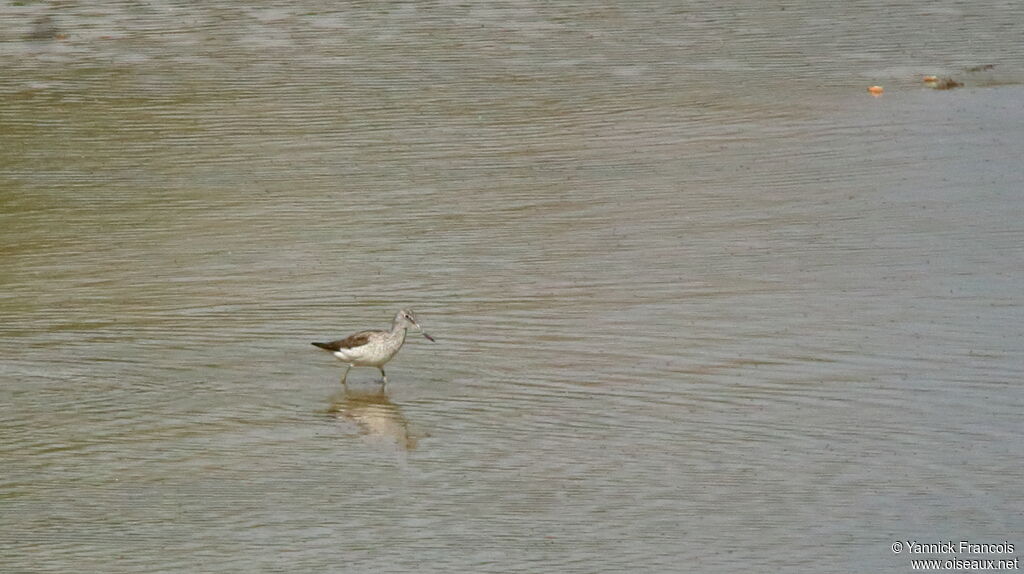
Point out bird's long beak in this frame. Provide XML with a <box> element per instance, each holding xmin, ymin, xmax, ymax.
<box><xmin>410</xmin><ymin>319</ymin><xmax>436</xmax><ymax>342</ymax></box>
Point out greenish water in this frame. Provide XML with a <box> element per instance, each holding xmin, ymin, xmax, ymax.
<box><xmin>2</xmin><ymin>2</ymin><xmax>1022</xmax><ymax>572</ymax></box>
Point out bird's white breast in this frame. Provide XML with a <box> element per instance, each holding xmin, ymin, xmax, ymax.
<box><xmin>333</xmin><ymin>331</ymin><xmax>405</xmax><ymax>367</ymax></box>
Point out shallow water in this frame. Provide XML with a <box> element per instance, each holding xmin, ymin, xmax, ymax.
<box><xmin>2</xmin><ymin>2</ymin><xmax>1023</xmax><ymax>572</ymax></box>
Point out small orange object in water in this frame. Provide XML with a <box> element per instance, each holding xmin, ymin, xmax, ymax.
<box><xmin>868</xmin><ymin>85</ymin><xmax>884</xmax><ymax>96</ymax></box>
<box><xmin>923</xmin><ymin>75</ymin><xmax>939</xmax><ymax>83</ymax></box>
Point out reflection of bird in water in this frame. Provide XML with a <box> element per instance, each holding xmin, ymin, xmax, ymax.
<box><xmin>327</xmin><ymin>387</ymin><xmax>418</xmax><ymax>451</ymax></box>
<box><xmin>26</xmin><ymin>15</ymin><xmax>60</xmax><ymax>41</ymax></box>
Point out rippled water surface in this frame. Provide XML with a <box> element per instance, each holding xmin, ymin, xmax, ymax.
<box><xmin>2</xmin><ymin>2</ymin><xmax>1023</xmax><ymax>572</ymax></box>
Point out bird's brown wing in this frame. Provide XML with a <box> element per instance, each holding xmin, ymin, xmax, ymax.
<box><xmin>312</xmin><ymin>330</ymin><xmax>376</xmax><ymax>352</ymax></box>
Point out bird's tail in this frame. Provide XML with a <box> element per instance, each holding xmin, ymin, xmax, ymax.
<box><xmin>311</xmin><ymin>342</ymin><xmax>333</xmax><ymax>351</ymax></box>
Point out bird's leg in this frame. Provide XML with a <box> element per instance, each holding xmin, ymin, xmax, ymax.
<box><xmin>340</xmin><ymin>365</ymin><xmax>351</xmax><ymax>387</ymax></box>
<box><xmin>379</xmin><ymin>367</ymin><xmax>387</xmax><ymax>387</ymax></box>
